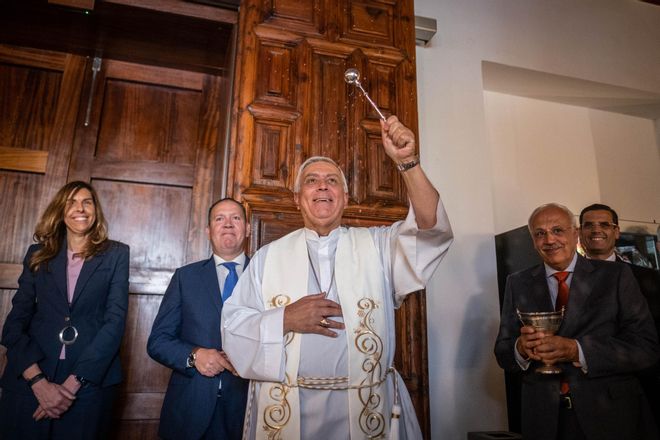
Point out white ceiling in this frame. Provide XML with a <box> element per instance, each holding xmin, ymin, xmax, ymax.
<box><xmin>482</xmin><ymin>61</ymin><xmax>660</xmax><ymax>120</ymax></box>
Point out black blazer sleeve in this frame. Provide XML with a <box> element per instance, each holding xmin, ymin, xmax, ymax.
<box><xmin>494</xmin><ymin>273</ymin><xmax>525</xmax><ymax>373</ymax></box>
<box><xmin>1</xmin><ymin>245</ymin><xmax>45</xmax><ymax>377</ymax></box>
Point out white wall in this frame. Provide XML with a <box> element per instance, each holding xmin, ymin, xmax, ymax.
<box><xmin>589</xmin><ymin>110</ymin><xmax>660</xmax><ymax>226</ymax></box>
<box><xmin>414</xmin><ymin>1</ymin><xmax>660</xmax><ymax>438</ymax></box>
<box><xmin>485</xmin><ymin>92</ymin><xmax>660</xmax><ymax>234</ymax></box>
<box><xmin>484</xmin><ymin>92</ymin><xmax>602</xmax><ymax>233</ymax></box>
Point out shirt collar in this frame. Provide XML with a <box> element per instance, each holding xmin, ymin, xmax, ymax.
<box><xmin>67</xmin><ymin>249</ymin><xmax>84</xmax><ymax>261</ymax></box>
<box><xmin>585</xmin><ymin>251</ymin><xmax>616</xmax><ymax>262</ymax></box>
<box><xmin>544</xmin><ymin>252</ymin><xmax>578</xmax><ymax>278</ymax></box>
<box><xmin>303</xmin><ymin>226</ymin><xmax>343</xmax><ymax>242</ymax></box>
<box><xmin>212</xmin><ymin>252</ymin><xmax>246</xmax><ymax>267</ymax></box>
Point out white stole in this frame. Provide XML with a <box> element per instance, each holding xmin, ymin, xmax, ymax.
<box><xmin>258</xmin><ymin>227</ymin><xmax>391</xmax><ymax>439</ymax></box>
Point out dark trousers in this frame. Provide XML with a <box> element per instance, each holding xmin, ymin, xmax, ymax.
<box><xmin>557</xmin><ymin>402</ymin><xmax>586</xmax><ymax>440</ymax></box>
<box><xmin>0</xmin><ymin>358</ymin><xmax>118</xmax><ymax>440</ymax></box>
<box><xmin>200</xmin><ymin>392</ymin><xmax>245</xmax><ymax>440</ymax></box>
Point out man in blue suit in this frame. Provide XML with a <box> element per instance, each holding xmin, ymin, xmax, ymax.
<box><xmin>148</xmin><ymin>198</ymin><xmax>250</xmax><ymax>440</ymax></box>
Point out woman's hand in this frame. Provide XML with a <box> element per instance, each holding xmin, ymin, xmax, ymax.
<box><xmin>31</xmin><ymin>379</ymin><xmax>76</xmax><ymax>420</ymax></box>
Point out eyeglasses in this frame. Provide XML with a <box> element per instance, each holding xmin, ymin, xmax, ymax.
<box><xmin>581</xmin><ymin>221</ymin><xmax>617</xmax><ymax>231</ymax></box>
<box><xmin>533</xmin><ymin>227</ymin><xmax>572</xmax><ymax>240</ymax></box>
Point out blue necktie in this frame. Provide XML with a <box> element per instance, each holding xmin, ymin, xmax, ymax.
<box><xmin>221</xmin><ymin>262</ymin><xmax>238</xmax><ymax>302</ymax></box>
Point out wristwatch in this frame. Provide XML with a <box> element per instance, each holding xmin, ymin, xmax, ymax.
<box><xmin>186</xmin><ymin>348</ymin><xmax>199</xmax><ymax>368</ymax></box>
<box><xmin>75</xmin><ymin>375</ymin><xmax>90</xmax><ymax>388</ymax></box>
<box><xmin>396</xmin><ymin>156</ymin><xmax>419</xmax><ymax>172</ymax></box>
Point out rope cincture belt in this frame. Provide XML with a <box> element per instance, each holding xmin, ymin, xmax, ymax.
<box><xmin>292</xmin><ymin>366</ymin><xmax>395</xmax><ymax>391</ymax></box>
<box><xmin>246</xmin><ymin>366</ymin><xmax>403</xmax><ymax>440</ymax></box>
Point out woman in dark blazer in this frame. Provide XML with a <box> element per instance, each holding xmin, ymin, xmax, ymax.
<box><xmin>0</xmin><ymin>181</ymin><xmax>130</xmax><ymax>439</ymax></box>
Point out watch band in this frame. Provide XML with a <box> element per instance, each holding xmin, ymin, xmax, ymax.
<box><xmin>187</xmin><ymin>347</ymin><xmax>200</xmax><ymax>368</ymax></box>
<box><xmin>75</xmin><ymin>375</ymin><xmax>90</xmax><ymax>388</ymax></box>
<box><xmin>396</xmin><ymin>156</ymin><xmax>419</xmax><ymax>172</ymax></box>
<box><xmin>27</xmin><ymin>372</ymin><xmax>47</xmax><ymax>387</ymax></box>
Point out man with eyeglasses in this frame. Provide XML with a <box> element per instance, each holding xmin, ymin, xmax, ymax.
<box><xmin>579</xmin><ymin>203</ymin><xmax>660</xmax><ymax>430</ymax></box>
<box><xmin>495</xmin><ymin>203</ymin><xmax>659</xmax><ymax>440</ymax></box>
<box><xmin>578</xmin><ymin>204</ymin><xmax>623</xmax><ymax>262</ymax></box>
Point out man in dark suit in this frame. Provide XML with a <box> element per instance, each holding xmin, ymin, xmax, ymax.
<box><xmin>148</xmin><ymin>198</ymin><xmax>250</xmax><ymax>440</ymax></box>
<box><xmin>495</xmin><ymin>202</ymin><xmax>659</xmax><ymax>440</ymax></box>
<box><xmin>579</xmin><ymin>202</ymin><xmax>660</xmax><ymax>430</ymax></box>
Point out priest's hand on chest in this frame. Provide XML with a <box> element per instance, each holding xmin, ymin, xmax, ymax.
<box><xmin>283</xmin><ymin>292</ymin><xmax>344</xmax><ymax>337</ymax></box>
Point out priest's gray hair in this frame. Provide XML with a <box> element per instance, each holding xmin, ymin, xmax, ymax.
<box><xmin>528</xmin><ymin>202</ymin><xmax>577</xmax><ymax>233</ymax></box>
<box><xmin>293</xmin><ymin>156</ymin><xmax>349</xmax><ymax>193</ymax></box>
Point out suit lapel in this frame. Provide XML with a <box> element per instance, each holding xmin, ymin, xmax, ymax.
<box><xmin>225</xmin><ymin>254</ymin><xmax>249</xmax><ymax>301</ymax></box>
<box><xmin>526</xmin><ymin>264</ymin><xmax>555</xmax><ymax>312</ymax></box>
<box><xmin>559</xmin><ymin>256</ymin><xmax>594</xmax><ymax>336</ymax></box>
<box><xmin>71</xmin><ymin>251</ymin><xmax>104</xmax><ymax>306</ymax></box>
<box><xmin>205</xmin><ymin>254</ymin><xmax>249</xmax><ymax>313</ymax></box>
<box><xmin>201</xmin><ymin>257</ymin><xmax>223</xmax><ymax>315</ymax></box>
<box><xmin>50</xmin><ymin>244</ymin><xmax>68</xmax><ymax>303</ymax></box>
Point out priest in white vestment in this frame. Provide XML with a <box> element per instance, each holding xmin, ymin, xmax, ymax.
<box><xmin>221</xmin><ymin>115</ymin><xmax>453</xmax><ymax>440</ymax></box>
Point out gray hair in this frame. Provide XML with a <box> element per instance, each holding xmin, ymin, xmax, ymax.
<box><xmin>527</xmin><ymin>202</ymin><xmax>577</xmax><ymax>232</ymax></box>
<box><xmin>293</xmin><ymin>156</ymin><xmax>349</xmax><ymax>193</ymax></box>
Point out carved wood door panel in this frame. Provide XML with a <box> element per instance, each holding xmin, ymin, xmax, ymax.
<box><xmin>228</xmin><ymin>0</ymin><xmax>429</xmax><ymax>436</ymax></box>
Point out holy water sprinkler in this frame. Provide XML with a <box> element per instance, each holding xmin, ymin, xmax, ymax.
<box><xmin>344</xmin><ymin>68</ymin><xmax>386</xmax><ymax>121</ymax></box>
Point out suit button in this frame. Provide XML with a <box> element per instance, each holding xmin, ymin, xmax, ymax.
<box><xmin>65</xmin><ymin>317</ymin><xmax>70</xmax><ymax>322</ymax></box>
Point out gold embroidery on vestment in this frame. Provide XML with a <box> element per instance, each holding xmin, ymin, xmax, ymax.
<box><xmin>263</xmin><ymin>296</ymin><xmax>294</xmax><ymax>439</ymax></box>
<box><xmin>355</xmin><ymin>298</ymin><xmax>386</xmax><ymax>438</ymax></box>
<box><xmin>263</xmin><ymin>381</ymin><xmax>291</xmax><ymax>439</ymax></box>
<box><xmin>270</xmin><ymin>294</ymin><xmax>290</xmax><ymax>308</ymax></box>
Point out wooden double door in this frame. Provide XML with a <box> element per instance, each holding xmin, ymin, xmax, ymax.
<box><xmin>0</xmin><ymin>42</ymin><xmax>231</xmax><ymax>436</ymax></box>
